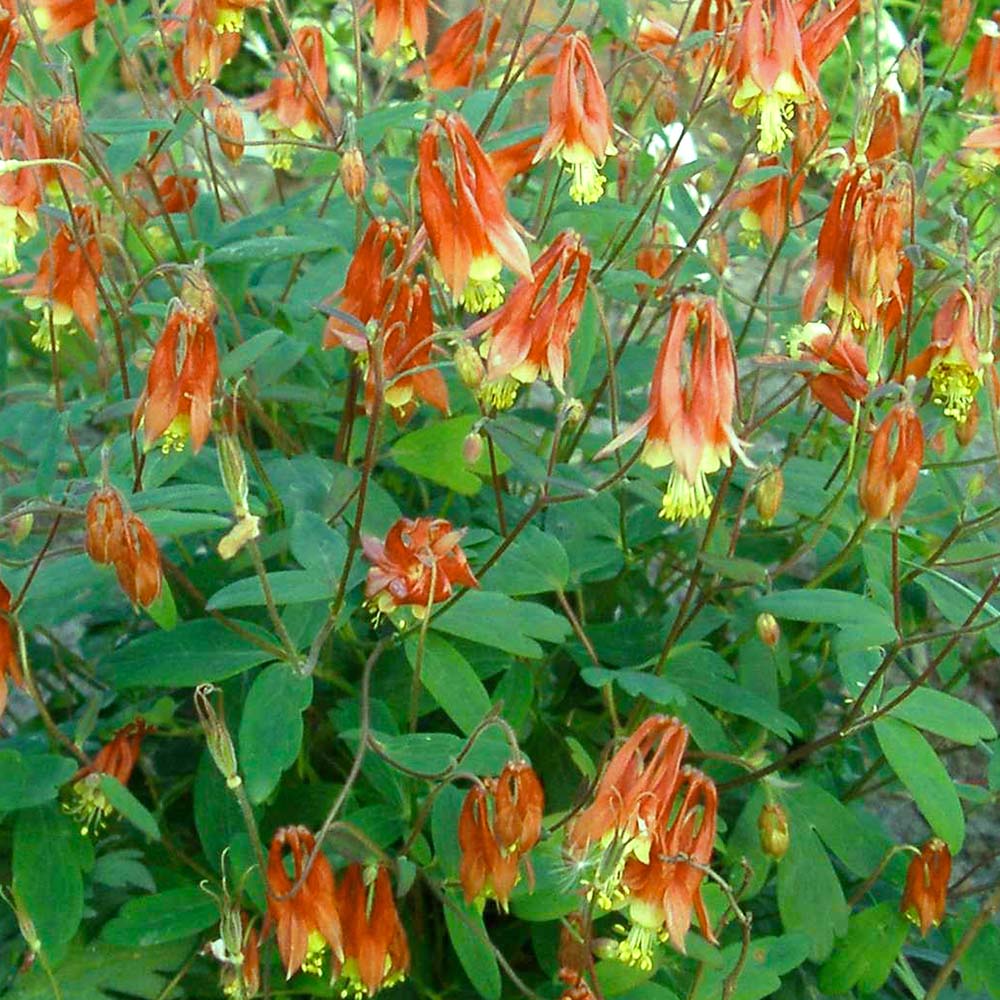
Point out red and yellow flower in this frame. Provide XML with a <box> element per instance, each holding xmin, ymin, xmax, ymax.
<box><xmin>858</xmin><ymin>400</ymin><xmax>924</xmax><ymax>525</ymax></box>
<box><xmin>372</xmin><ymin>0</ymin><xmax>428</xmax><ymax>59</ymax></box>
<box><xmin>730</xmin><ymin>154</ymin><xmax>802</xmax><ymax>248</ymax></box>
<box><xmin>0</xmin><ymin>577</ymin><xmax>23</xmax><ymax>720</ymax></box>
<box><xmin>900</xmin><ymin>838</ymin><xmax>951</xmax><ymax>937</ymax></box>
<box><xmin>0</xmin><ymin>0</ymin><xmax>20</xmax><ymax>102</ymax></box>
<box><xmin>787</xmin><ymin>322</ymin><xmax>870</xmax><ymax>423</ymax></box>
<box><xmin>0</xmin><ymin>107</ymin><xmax>43</xmax><ymax>276</ymax></box>
<box><xmin>419</xmin><ymin>8</ymin><xmax>499</xmax><ymax>91</ymax></box>
<box><xmin>963</xmin><ymin>14</ymin><xmax>1000</xmax><ymax>111</ymax></box>
<box><xmin>533</xmin><ymin>33</ymin><xmax>616</xmax><ymax>204</ymax></box>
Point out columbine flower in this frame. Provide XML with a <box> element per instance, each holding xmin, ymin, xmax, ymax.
<box><xmin>266</xmin><ymin>825</ymin><xmax>343</xmax><ymax>979</ymax></box>
<box><xmin>900</xmin><ymin>838</ymin><xmax>951</xmax><ymax>937</ymax></box>
<box><xmin>596</xmin><ymin>297</ymin><xmax>744</xmax><ymax>523</ymax></box>
<box><xmin>372</xmin><ymin>0</ymin><xmax>428</xmax><ymax>59</ymax></box>
<box><xmin>0</xmin><ymin>577</ymin><xmax>24</xmax><ymax>719</ymax></box>
<box><xmin>493</xmin><ymin>760</ymin><xmax>545</xmax><ymax>857</ymax></box>
<box><xmin>362</xmin><ymin>516</ymin><xmax>478</xmax><ymax>621</ymax></box>
<box><xmin>533</xmin><ymin>33</ymin><xmax>616</xmax><ymax>204</ymax></box>
<box><xmin>858</xmin><ymin>400</ymin><xmax>924</xmax><ymax>525</ymax></box>
<box><xmin>248</xmin><ymin>25</ymin><xmax>330</xmax><ymax>170</ymax></box>
<box><xmin>419</xmin><ymin>8</ymin><xmax>499</xmax><ymax>91</ymax></box>
<box><xmin>958</xmin><ymin>119</ymin><xmax>1000</xmax><ymax>184</ymax></box>
<box><xmin>133</xmin><ymin>300</ymin><xmax>220</xmax><ymax>453</ymax></box>
<box><xmin>210</xmin><ymin>910</ymin><xmax>260</xmax><ymax>1000</ymax></box>
<box><xmin>337</xmin><ymin>864</ymin><xmax>410</xmax><ymax>997</ymax></box>
<box><xmin>728</xmin><ymin>0</ymin><xmax>858</xmax><ymax>154</ymax></box>
<box><xmin>941</xmin><ymin>0</ymin><xmax>974</xmax><ymax>45</ymax></box>
<box><xmin>115</xmin><ymin>513</ymin><xmax>164</xmax><ymax>608</ymax></box>
<box><xmin>730</xmin><ymin>154</ymin><xmax>801</xmax><ymax>248</ymax></box>
<box><xmin>24</xmin><ymin>206</ymin><xmax>103</xmax><ymax>346</ymax></box>
<box><xmin>418</xmin><ymin>111</ymin><xmax>532</xmax><ymax>312</ymax></box>
<box><xmin>963</xmin><ymin>14</ymin><xmax>1000</xmax><ymax>111</ymax></box>
<box><xmin>66</xmin><ymin>720</ymin><xmax>148</xmax><ymax>835</ymax></box>
<box><xmin>0</xmin><ymin>0</ymin><xmax>20</xmax><ymax>102</ymax></box>
<box><xmin>0</xmin><ymin>107</ymin><xmax>43</xmax><ymax>276</ymax></box>
<box><xmin>904</xmin><ymin>285</ymin><xmax>994</xmax><ymax>422</ymax></box>
<box><xmin>471</xmin><ymin>230</ymin><xmax>590</xmax><ymax>409</ymax></box>
<box><xmin>787</xmin><ymin>322</ymin><xmax>870</xmax><ymax>422</ymax></box>
<box><xmin>30</xmin><ymin>0</ymin><xmax>100</xmax><ymax>44</ymax></box>
<box><xmin>85</xmin><ymin>485</ymin><xmax>127</xmax><ymax>566</ymax></box>
<box><xmin>167</xmin><ymin>0</ymin><xmax>245</xmax><ymax>86</ymax></box>
<box><xmin>487</xmin><ymin>135</ymin><xmax>542</xmax><ymax>188</ymax></box>
<box><xmin>458</xmin><ymin>783</ymin><xmax>520</xmax><ymax>911</ymax></box>
<box><xmin>635</xmin><ymin>223</ymin><xmax>672</xmax><ymax>298</ymax></box>
<box><xmin>618</xmin><ymin>768</ymin><xmax>719</xmax><ymax>965</ymax></box>
<box><xmin>567</xmin><ymin>716</ymin><xmax>689</xmax><ymax>907</ymax></box>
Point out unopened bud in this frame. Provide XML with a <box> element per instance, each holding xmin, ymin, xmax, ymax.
<box><xmin>562</xmin><ymin>397</ymin><xmax>586</xmax><ymax>426</ymax></box>
<box><xmin>340</xmin><ymin>147</ymin><xmax>367</xmax><ymax>203</ymax></box>
<box><xmin>707</xmin><ymin>132</ymin><xmax>730</xmax><ymax>154</ymax></box>
<box><xmin>194</xmin><ymin>685</ymin><xmax>241</xmax><ymax>789</ymax></box>
<box><xmin>754</xmin><ymin>466</ymin><xmax>784</xmax><ymax>524</ymax></box>
<box><xmin>371</xmin><ymin>178</ymin><xmax>390</xmax><ymax>206</ymax></box>
<box><xmin>707</xmin><ymin>231</ymin><xmax>728</xmax><ymax>274</ymax></box>
<box><xmin>758</xmin><ymin>802</ymin><xmax>790</xmax><ymax>861</ymax></box>
<box><xmin>756</xmin><ymin>612</ymin><xmax>780</xmax><ymax>648</ymax></box>
<box><xmin>898</xmin><ymin>44</ymin><xmax>922</xmax><ymax>93</ymax></box>
<box><xmin>454</xmin><ymin>342</ymin><xmax>485</xmax><ymax>389</ymax></box>
<box><xmin>9</xmin><ymin>513</ymin><xmax>33</xmax><ymax>545</ymax></box>
<box><xmin>49</xmin><ymin>97</ymin><xmax>82</xmax><ymax>160</ymax></box>
<box><xmin>462</xmin><ymin>432</ymin><xmax>483</xmax><ymax>465</ymax></box>
<box><xmin>620</xmin><ymin>79</ymin><xmax>643</xmax><ymax>114</ymax></box>
<box><xmin>967</xmin><ymin>472</ymin><xmax>985</xmax><ymax>500</ymax></box>
<box><xmin>591</xmin><ymin>937</ymin><xmax>619</xmax><ymax>961</ymax></box>
<box><xmin>653</xmin><ymin>91</ymin><xmax>676</xmax><ymax>125</ymax></box>
<box><xmin>695</xmin><ymin>167</ymin><xmax>716</xmax><ymax>195</ymax></box>
<box><xmin>214</xmin><ymin>102</ymin><xmax>245</xmax><ymax>165</ymax></box>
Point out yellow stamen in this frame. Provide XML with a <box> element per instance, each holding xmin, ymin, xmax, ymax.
<box><xmin>659</xmin><ymin>469</ymin><xmax>713</xmax><ymax>522</ymax></box>
<box><xmin>64</xmin><ymin>774</ymin><xmax>114</xmax><ymax>837</ymax></box>
<box><xmin>299</xmin><ymin>931</ymin><xmax>327</xmax><ymax>977</ymax></box>
<box><xmin>929</xmin><ymin>360</ymin><xmax>981</xmax><ymax>422</ymax></box>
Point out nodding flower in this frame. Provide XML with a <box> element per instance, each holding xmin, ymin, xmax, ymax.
<box><xmin>266</xmin><ymin>825</ymin><xmax>343</xmax><ymax>980</ymax></box>
<box><xmin>362</xmin><ymin>516</ymin><xmax>478</xmax><ymax>621</ymax></box>
<box><xmin>904</xmin><ymin>285</ymin><xmax>994</xmax><ymax>423</ymax></box>
<box><xmin>337</xmin><ymin>864</ymin><xmax>410</xmax><ymax>997</ymax></box>
<box><xmin>963</xmin><ymin>13</ymin><xmax>1000</xmax><ymax>111</ymax></box>
<box><xmin>247</xmin><ymin>25</ymin><xmax>330</xmax><ymax>170</ymax></box>
<box><xmin>372</xmin><ymin>0</ymin><xmax>428</xmax><ymax>59</ymax></box>
<box><xmin>418</xmin><ymin>8</ymin><xmax>499</xmax><ymax>91</ymax></box>
<box><xmin>458</xmin><ymin>783</ymin><xmax>520</xmax><ymax>911</ymax></box>
<box><xmin>596</xmin><ymin>297</ymin><xmax>745</xmax><ymax>523</ymax></box>
<box><xmin>418</xmin><ymin>111</ymin><xmax>532</xmax><ymax>313</ymax></box>
<box><xmin>30</xmin><ymin>0</ymin><xmax>102</xmax><ymax>44</ymax></box>
<box><xmin>618</xmin><ymin>768</ymin><xmax>719</xmax><ymax>965</ymax></box>
<box><xmin>133</xmin><ymin>300</ymin><xmax>220</xmax><ymax>453</ymax></box>
<box><xmin>0</xmin><ymin>577</ymin><xmax>24</xmax><ymax>720</ymax></box>
<box><xmin>959</xmin><ymin>119</ymin><xmax>1000</xmax><ymax>183</ymax></box>
<box><xmin>493</xmin><ymin>760</ymin><xmax>545</xmax><ymax>856</ymax></box>
<box><xmin>167</xmin><ymin>0</ymin><xmax>263</xmax><ymax>85</ymax></box>
<box><xmin>533</xmin><ymin>33</ymin><xmax>616</xmax><ymax>204</ymax></box>
<box><xmin>65</xmin><ymin>720</ymin><xmax>149</xmax><ymax>835</ymax></box>
<box><xmin>900</xmin><ymin>838</ymin><xmax>951</xmax><ymax>937</ymax></box>
<box><xmin>858</xmin><ymin>400</ymin><xmax>924</xmax><ymax>525</ymax></box>
<box><xmin>0</xmin><ymin>107</ymin><xmax>43</xmax><ymax>276</ymax></box>
<box><xmin>0</xmin><ymin>0</ymin><xmax>20</xmax><ymax>102</ymax></box>
<box><xmin>471</xmin><ymin>230</ymin><xmax>590</xmax><ymax>410</ymax></box>
<box><xmin>730</xmin><ymin>154</ymin><xmax>802</xmax><ymax>248</ymax></box>
<box><xmin>487</xmin><ymin>135</ymin><xmax>542</xmax><ymax>189</ymax></box>
<box><xmin>567</xmin><ymin>716</ymin><xmax>689</xmax><ymax>907</ymax></box>
<box><xmin>24</xmin><ymin>205</ymin><xmax>103</xmax><ymax>347</ymax></box>
<box><xmin>787</xmin><ymin>321</ymin><xmax>870</xmax><ymax>423</ymax></box>
<box><xmin>940</xmin><ymin>0</ymin><xmax>974</xmax><ymax>46</ymax></box>
<box><xmin>635</xmin><ymin>222</ymin><xmax>672</xmax><ymax>298</ymax></box>
<box><xmin>728</xmin><ymin>0</ymin><xmax>858</xmax><ymax>154</ymax></box>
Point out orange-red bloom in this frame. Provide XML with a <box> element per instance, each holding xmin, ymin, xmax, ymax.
<box><xmin>30</xmin><ymin>0</ymin><xmax>103</xmax><ymax>43</ymax></box>
<box><xmin>248</xmin><ymin>25</ymin><xmax>330</xmax><ymax>169</ymax></box>
<box><xmin>788</xmin><ymin>322</ymin><xmax>870</xmax><ymax>422</ymax></box>
<box><xmin>362</xmin><ymin>516</ymin><xmax>478</xmax><ymax>619</ymax></box>
<box><xmin>266</xmin><ymin>825</ymin><xmax>343</xmax><ymax>979</ymax></box>
<box><xmin>619</xmin><ymin>768</ymin><xmax>719</xmax><ymax>963</ymax></box>
<box><xmin>901</xmin><ymin>838</ymin><xmax>951</xmax><ymax>937</ymax></box>
<box><xmin>858</xmin><ymin>401</ymin><xmax>924</xmax><ymax>524</ymax></box>
<box><xmin>941</xmin><ymin>0</ymin><xmax>973</xmax><ymax>45</ymax></box>
<box><xmin>487</xmin><ymin>135</ymin><xmax>542</xmax><ymax>188</ymax></box>
<box><xmin>959</xmin><ymin>118</ymin><xmax>1000</xmax><ymax>181</ymax></box>
<box><xmin>730</xmin><ymin>154</ymin><xmax>802</xmax><ymax>248</ymax></box>
<box><xmin>419</xmin><ymin>8</ymin><xmax>499</xmax><ymax>91</ymax></box>
<box><xmin>0</xmin><ymin>0</ymin><xmax>19</xmax><ymax>102</ymax></box>
<box><xmin>115</xmin><ymin>514</ymin><xmax>163</xmax><ymax>608</ymax></box>
<box><xmin>25</xmin><ymin>205</ymin><xmax>103</xmax><ymax>343</ymax></box>
<box><xmin>338</xmin><ymin>864</ymin><xmax>410</xmax><ymax>996</ymax></box>
<box><xmin>134</xmin><ymin>301</ymin><xmax>220</xmax><ymax>453</ymax></box>
<box><xmin>494</xmin><ymin>760</ymin><xmax>545</xmax><ymax>856</ymax></box>
<box><xmin>418</xmin><ymin>111</ymin><xmax>532</xmax><ymax>312</ymax></box>
<box><xmin>167</xmin><ymin>0</ymin><xmax>261</xmax><ymax>85</ymax></box>
<box><xmin>963</xmin><ymin>14</ymin><xmax>1000</xmax><ymax>111</ymax></box>
<box><xmin>534</xmin><ymin>33</ymin><xmax>615</xmax><ymax>204</ymax></box>
<box><xmin>85</xmin><ymin>485</ymin><xmax>127</xmax><ymax>566</ymax></box>
<box><xmin>372</xmin><ymin>0</ymin><xmax>428</xmax><ymax>58</ymax></box>
<box><xmin>728</xmin><ymin>0</ymin><xmax>858</xmax><ymax>153</ymax></box>
<box><xmin>904</xmin><ymin>285</ymin><xmax>993</xmax><ymax>422</ymax></box>
<box><xmin>597</xmin><ymin>297</ymin><xmax>742</xmax><ymax>522</ymax></box>
<box><xmin>0</xmin><ymin>107</ymin><xmax>43</xmax><ymax>276</ymax></box>
<box><xmin>0</xmin><ymin>577</ymin><xmax>23</xmax><ymax>719</ymax></box>
<box><xmin>67</xmin><ymin>719</ymin><xmax>149</xmax><ymax>834</ymax></box>
<box><xmin>459</xmin><ymin>783</ymin><xmax>520</xmax><ymax>910</ymax></box>
<box><xmin>471</xmin><ymin>230</ymin><xmax>590</xmax><ymax>408</ymax></box>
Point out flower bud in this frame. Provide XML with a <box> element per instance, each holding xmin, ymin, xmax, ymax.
<box><xmin>898</xmin><ymin>44</ymin><xmax>922</xmax><ymax>93</ymax></box>
<box><xmin>214</xmin><ymin>102</ymin><xmax>245</xmax><ymax>165</ymax></box>
<box><xmin>756</xmin><ymin>612</ymin><xmax>780</xmax><ymax>648</ymax></box>
<box><xmin>9</xmin><ymin>513</ymin><xmax>33</xmax><ymax>545</ymax></box>
<box><xmin>340</xmin><ymin>146</ymin><xmax>367</xmax><ymax>203</ymax></box>
<box><xmin>371</xmin><ymin>177</ymin><xmax>390</xmax><ymax>206</ymax></box>
<box><xmin>562</xmin><ymin>397</ymin><xmax>586</xmax><ymax>426</ymax></box>
<box><xmin>707</xmin><ymin>231</ymin><xmax>729</xmax><ymax>274</ymax></box>
<box><xmin>940</xmin><ymin>0</ymin><xmax>973</xmax><ymax>45</ymax></box>
<box><xmin>757</xmin><ymin>802</ymin><xmax>790</xmax><ymax>860</ymax></box>
<box><xmin>901</xmin><ymin>838</ymin><xmax>951</xmax><ymax>936</ymax></box>
<box><xmin>454</xmin><ymin>342</ymin><xmax>485</xmax><ymax>389</ymax></box>
<box><xmin>49</xmin><ymin>97</ymin><xmax>82</xmax><ymax>160</ymax></box>
<box><xmin>194</xmin><ymin>684</ymin><xmax>241</xmax><ymax>789</ymax></box>
<box><xmin>653</xmin><ymin>91</ymin><xmax>676</xmax><ymax>125</ymax></box>
<box><xmin>462</xmin><ymin>432</ymin><xmax>483</xmax><ymax>465</ymax></box>
<box><xmin>754</xmin><ymin>466</ymin><xmax>784</xmax><ymax>524</ymax></box>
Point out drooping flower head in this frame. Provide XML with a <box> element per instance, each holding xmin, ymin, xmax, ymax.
<box><xmin>730</xmin><ymin>154</ymin><xmax>802</xmax><ymax>248</ymax></box>
<box><xmin>635</xmin><ymin>222</ymin><xmax>673</xmax><ymax>298</ymax></box>
<box><xmin>419</xmin><ymin>8</ymin><xmax>499</xmax><ymax>91</ymax></box>
<box><xmin>24</xmin><ymin>205</ymin><xmax>103</xmax><ymax>346</ymax></box>
<box><xmin>248</xmin><ymin>25</ymin><xmax>330</xmax><ymax>170</ymax></box>
<box><xmin>941</xmin><ymin>0</ymin><xmax>974</xmax><ymax>46</ymax></box>
<box><xmin>900</xmin><ymin>838</ymin><xmax>951</xmax><ymax>937</ymax></box>
<box><xmin>787</xmin><ymin>321</ymin><xmax>870</xmax><ymax>422</ymax></box>
<box><xmin>471</xmin><ymin>230</ymin><xmax>590</xmax><ymax>409</ymax></box>
<box><xmin>958</xmin><ymin>119</ymin><xmax>1000</xmax><ymax>183</ymax></box>
<box><xmin>459</xmin><ymin>783</ymin><xmax>520</xmax><ymax>911</ymax></box>
<box><xmin>858</xmin><ymin>400</ymin><xmax>924</xmax><ymax>525</ymax></box>
<box><xmin>0</xmin><ymin>577</ymin><xmax>24</xmax><ymax>720</ymax></box>
<box><xmin>166</xmin><ymin>0</ymin><xmax>262</xmax><ymax>86</ymax></box>
<box><xmin>134</xmin><ymin>299</ymin><xmax>220</xmax><ymax>453</ymax></box>
<box><xmin>418</xmin><ymin>111</ymin><xmax>532</xmax><ymax>312</ymax></box>
<box><xmin>533</xmin><ymin>33</ymin><xmax>616</xmax><ymax>204</ymax></box>
<box><xmin>66</xmin><ymin>719</ymin><xmax>149</xmax><ymax>835</ymax></box>
<box><xmin>266</xmin><ymin>825</ymin><xmax>343</xmax><ymax>980</ymax></box>
<box><xmin>596</xmin><ymin>297</ymin><xmax>743</xmax><ymax>523</ymax></box>
<box><xmin>362</xmin><ymin>516</ymin><xmax>478</xmax><ymax>621</ymax></box>
<box><xmin>85</xmin><ymin>485</ymin><xmax>127</xmax><ymax>566</ymax></box>
<box><xmin>493</xmin><ymin>760</ymin><xmax>545</xmax><ymax>857</ymax></box>
<box><xmin>963</xmin><ymin>14</ymin><xmax>1000</xmax><ymax>111</ymax></box>
<box><xmin>0</xmin><ymin>0</ymin><xmax>20</xmax><ymax>101</ymax></box>
<box><xmin>372</xmin><ymin>0</ymin><xmax>428</xmax><ymax>59</ymax></box>
<box><xmin>30</xmin><ymin>0</ymin><xmax>102</xmax><ymax>44</ymax></box>
<box><xmin>115</xmin><ymin>514</ymin><xmax>164</xmax><ymax>608</ymax></box>
<box><xmin>337</xmin><ymin>864</ymin><xmax>410</xmax><ymax>997</ymax></box>
<box><xmin>0</xmin><ymin>106</ymin><xmax>43</xmax><ymax>276</ymax></box>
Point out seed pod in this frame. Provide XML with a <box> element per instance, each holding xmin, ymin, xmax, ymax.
<box><xmin>214</xmin><ymin>101</ymin><xmax>245</xmax><ymax>165</ymax></box>
<box><xmin>454</xmin><ymin>342</ymin><xmax>485</xmax><ymax>389</ymax></box>
<box><xmin>194</xmin><ymin>684</ymin><xmax>241</xmax><ymax>789</ymax></box>
<box><xmin>754</xmin><ymin>466</ymin><xmax>784</xmax><ymax>524</ymax></box>
<box><xmin>340</xmin><ymin>146</ymin><xmax>367</xmax><ymax>203</ymax></box>
<box><xmin>758</xmin><ymin>802</ymin><xmax>790</xmax><ymax>860</ymax></box>
<box><xmin>756</xmin><ymin>612</ymin><xmax>780</xmax><ymax>648</ymax></box>
<box><xmin>898</xmin><ymin>44</ymin><xmax>922</xmax><ymax>93</ymax></box>
<box><xmin>371</xmin><ymin>178</ymin><xmax>390</xmax><ymax>206</ymax></box>
<box><xmin>462</xmin><ymin>432</ymin><xmax>483</xmax><ymax>465</ymax></box>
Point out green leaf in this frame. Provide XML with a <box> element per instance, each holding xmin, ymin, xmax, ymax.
<box><xmin>509</xmin><ymin>842</ymin><xmax>578</xmax><ymax>921</ymax></box>
<box><xmin>144</xmin><ymin>578</ymin><xmax>177</xmax><ymax>631</ymax></box>
<box><xmin>757</xmin><ymin>589</ymin><xmax>897</xmax><ymax>643</ymax></box>
<box><xmin>699</xmin><ymin>552</ymin><xmax>769</xmax><ymax>586</ymax></box>
<box><xmin>207</xmin><ymin>570</ymin><xmax>335</xmax><ymax>611</ymax></box>
<box><xmin>371</xmin><ymin>728</ymin><xmax>509</xmax><ymax>776</ymax></box>
<box><xmin>444</xmin><ymin>894</ymin><xmax>501</xmax><ymax>1000</ymax></box>
<box><xmin>98</xmin><ymin>776</ymin><xmax>160</xmax><ymax>840</ymax></box>
<box><xmin>818</xmin><ymin>903</ymin><xmax>908</xmax><ymax>994</ymax></box>
<box><xmin>13</xmin><ymin>806</ymin><xmax>85</xmax><ymax>959</ymax></box>
<box><xmin>405</xmin><ymin>634</ymin><xmax>492</xmax><ymax>735</ymax></box>
<box><xmin>7</xmin><ymin>939</ymin><xmax>192</xmax><ymax>1000</ymax></box>
<box><xmin>290</xmin><ymin>510</ymin><xmax>348</xmax><ymax>581</ymax></box>
<box><xmin>0</xmin><ymin>751</ymin><xmax>76</xmax><ymax>810</ymax></box>
<box><xmin>692</xmin><ymin>934</ymin><xmax>811</xmax><ymax>1000</ymax></box>
<box><xmin>959</xmin><ymin>920</ymin><xmax>1000</xmax><ymax>999</ymax></box>
<box><xmin>485</xmin><ymin>525</ymin><xmax>570</xmax><ymax>595</ymax></box>
<box><xmin>875</xmin><ymin>717</ymin><xmax>965</xmax><ymax>851</ymax></box>
<box><xmin>207</xmin><ymin>234</ymin><xmax>336</xmax><ymax>263</ymax></box>
<box><xmin>221</xmin><ymin>328</ymin><xmax>286</xmax><ymax>378</ymax></box>
<box><xmin>239</xmin><ymin>663</ymin><xmax>314</xmax><ymax>803</ymax></box>
<box><xmin>101</xmin><ymin>886</ymin><xmax>218</xmax><ymax>947</ymax></box>
<box><xmin>581</xmin><ymin>666</ymin><xmax>686</xmax><ymax>708</ymax></box>
<box><xmin>102</xmin><ymin>619</ymin><xmax>277</xmax><ymax>687</ymax></box>
<box><xmin>884</xmin><ymin>686</ymin><xmax>997</xmax><ymax>745</ymax></box>
<box><xmin>432</xmin><ymin>591</ymin><xmax>569</xmax><ymax>657</ymax></box>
